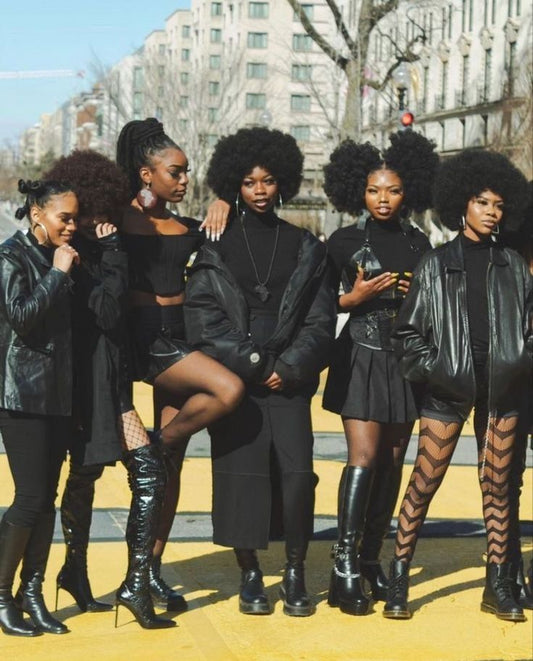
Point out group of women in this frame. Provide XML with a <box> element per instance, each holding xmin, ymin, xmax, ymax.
<box><xmin>0</xmin><ymin>117</ymin><xmax>531</xmax><ymax>638</ymax></box>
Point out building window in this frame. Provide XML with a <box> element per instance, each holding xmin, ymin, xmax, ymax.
<box><xmin>133</xmin><ymin>67</ymin><xmax>143</xmax><ymax>90</ymax></box>
<box><xmin>290</xmin><ymin>125</ymin><xmax>310</xmax><ymax>141</ymax></box>
<box><xmin>247</xmin><ymin>32</ymin><xmax>268</xmax><ymax>48</ymax></box>
<box><xmin>291</xmin><ymin>64</ymin><xmax>312</xmax><ymax>81</ymax></box>
<box><xmin>460</xmin><ymin>54</ymin><xmax>469</xmax><ymax>104</ymax></box>
<box><xmin>290</xmin><ymin>94</ymin><xmax>311</xmax><ymax>112</ymax></box>
<box><xmin>133</xmin><ymin>92</ymin><xmax>143</xmax><ymax>113</ymax></box>
<box><xmin>440</xmin><ymin>60</ymin><xmax>448</xmax><ymax>109</ymax></box>
<box><xmin>180</xmin><ymin>72</ymin><xmax>189</xmax><ymax>85</ymax></box>
<box><xmin>294</xmin><ymin>4</ymin><xmax>314</xmax><ymax>20</ymax></box>
<box><xmin>182</xmin><ymin>25</ymin><xmax>191</xmax><ymax>38</ymax></box>
<box><xmin>210</xmin><ymin>28</ymin><xmax>222</xmax><ymax>43</ymax></box>
<box><xmin>179</xmin><ymin>95</ymin><xmax>188</xmax><ymax>108</ymax></box>
<box><xmin>247</xmin><ymin>62</ymin><xmax>267</xmax><ymax>79</ymax></box>
<box><xmin>210</xmin><ymin>55</ymin><xmax>221</xmax><ymax>70</ymax></box>
<box><xmin>208</xmin><ymin>107</ymin><xmax>219</xmax><ymax>122</ymax></box>
<box><xmin>293</xmin><ymin>34</ymin><xmax>312</xmax><ymax>51</ymax></box>
<box><xmin>211</xmin><ymin>2</ymin><xmax>222</xmax><ymax>16</ymax></box>
<box><xmin>209</xmin><ymin>81</ymin><xmax>220</xmax><ymax>96</ymax></box>
<box><xmin>158</xmin><ymin>65</ymin><xmax>165</xmax><ymax>78</ymax></box>
<box><xmin>158</xmin><ymin>44</ymin><xmax>166</xmax><ymax>57</ymax></box>
<box><xmin>178</xmin><ymin>119</ymin><xmax>188</xmax><ymax>131</ymax></box>
<box><xmin>482</xmin><ymin>48</ymin><xmax>492</xmax><ymax>101</ymax></box>
<box><xmin>181</xmin><ymin>48</ymin><xmax>190</xmax><ymax>61</ymax></box>
<box><xmin>249</xmin><ymin>2</ymin><xmax>269</xmax><ymax>18</ymax></box>
<box><xmin>422</xmin><ymin>66</ymin><xmax>429</xmax><ymax>113</ymax></box>
<box><xmin>507</xmin><ymin>41</ymin><xmax>517</xmax><ymax>96</ymax></box>
<box><xmin>246</xmin><ymin>93</ymin><xmax>266</xmax><ymax>109</ymax></box>
<box><xmin>491</xmin><ymin>0</ymin><xmax>496</xmax><ymax>23</ymax></box>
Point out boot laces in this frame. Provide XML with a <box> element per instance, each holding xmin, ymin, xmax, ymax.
<box><xmin>390</xmin><ymin>573</ymin><xmax>408</xmax><ymax>598</ymax></box>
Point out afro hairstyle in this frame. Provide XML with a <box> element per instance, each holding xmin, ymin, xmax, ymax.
<box><xmin>45</xmin><ymin>150</ymin><xmax>130</xmax><ymax>222</ymax></box>
<box><xmin>206</xmin><ymin>127</ymin><xmax>303</xmax><ymax>203</ymax></box>
<box><xmin>433</xmin><ymin>149</ymin><xmax>530</xmax><ymax>232</ymax></box>
<box><xmin>323</xmin><ymin>130</ymin><xmax>439</xmax><ymax>216</ymax></box>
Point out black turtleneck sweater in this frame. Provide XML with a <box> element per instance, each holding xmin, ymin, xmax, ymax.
<box><xmin>215</xmin><ymin>208</ymin><xmax>302</xmax><ymax>312</ymax></box>
<box><xmin>461</xmin><ymin>233</ymin><xmax>490</xmax><ymax>365</ymax></box>
<box><xmin>27</xmin><ymin>230</ymin><xmax>55</xmax><ymax>264</ymax></box>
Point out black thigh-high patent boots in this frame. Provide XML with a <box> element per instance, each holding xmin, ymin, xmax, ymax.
<box><xmin>115</xmin><ymin>445</ymin><xmax>175</xmax><ymax>629</ymax></box>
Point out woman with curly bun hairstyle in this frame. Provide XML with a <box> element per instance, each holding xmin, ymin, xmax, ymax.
<box><xmin>116</xmin><ymin>118</ymin><xmax>243</xmax><ymax>620</ymax></box>
<box><xmin>386</xmin><ymin>149</ymin><xmax>532</xmax><ymax>622</ymax></box>
<box><xmin>322</xmin><ymin>130</ymin><xmax>438</xmax><ymax>616</ymax></box>
<box><xmin>0</xmin><ymin>179</ymin><xmax>79</xmax><ymax>637</ymax></box>
<box><xmin>45</xmin><ymin>150</ymin><xmax>177</xmax><ymax>628</ymax></box>
<box><xmin>185</xmin><ymin>127</ymin><xmax>336</xmax><ymax>617</ymax></box>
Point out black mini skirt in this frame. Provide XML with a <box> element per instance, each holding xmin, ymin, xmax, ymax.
<box><xmin>127</xmin><ymin>304</ymin><xmax>193</xmax><ymax>384</ymax></box>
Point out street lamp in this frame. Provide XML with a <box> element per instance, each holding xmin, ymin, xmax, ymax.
<box><xmin>392</xmin><ymin>61</ymin><xmax>410</xmax><ymax>112</ymax></box>
<box><xmin>258</xmin><ymin>109</ymin><xmax>272</xmax><ymax>127</ymax></box>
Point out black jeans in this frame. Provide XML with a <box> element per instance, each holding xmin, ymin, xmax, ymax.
<box><xmin>0</xmin><ymin>411</ymin><xmax>68</xmax><ymax>527</ymax></box>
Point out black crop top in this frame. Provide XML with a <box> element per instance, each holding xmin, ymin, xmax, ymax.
<box><xmin>121</xmin><ymin>216</ymin><xmax>203</xmax><ymax>296</ymax></box>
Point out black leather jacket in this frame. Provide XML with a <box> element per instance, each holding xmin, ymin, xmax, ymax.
<box><xmin>184</xmin><ymin>230</ymin><xmax>336</xmax><ymax>390</ymax></box>
<box><xmin>0</xmin><ymin>231</ymin><xmax>73</xmax><ymax>415</ymax></box>
<box><xmin>392</xmin><ymin>234</ymin><xmax>533</xmax><ymax>419</ymax></box>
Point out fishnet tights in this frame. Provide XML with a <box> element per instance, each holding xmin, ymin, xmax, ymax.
<box><xmin>120</xmin><ymin>409</ymin><xmax>150</xmax><ymax>450</ymax></box>
<box><xmin>393</xmin><ymin>414</ymin><xmax>517</xmax><ymax>564</ymax></box>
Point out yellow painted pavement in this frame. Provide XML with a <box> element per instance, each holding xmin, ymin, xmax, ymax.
<box><xmin>0</xmin><ymin>375</ymin><xmax>531</xmax><ymax>660</ymax></box>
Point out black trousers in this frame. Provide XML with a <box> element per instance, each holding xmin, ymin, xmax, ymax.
<box><xmin>0</xmin><ymin>411</ymin><xmax>68</xmax><ymax>527</ymax></box>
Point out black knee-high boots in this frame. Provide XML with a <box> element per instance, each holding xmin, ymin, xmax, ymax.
<box><xmin>0</xmin><ymin>517</ymin><xmax>40</xmax><ymax>637</ymax></box>
<box><xmin>328</xmin><ymin>466</ymin><xmax>373</xmax><ymax>615</ymax></box>
<box><xmin>115</xmin><ymin>445</ymin><xmax>175</xmax><ymax>629</ymax></box>
<box><xmin>56</xmin><ymin>462</ymin><xmax>112</xmax><ymax>612</ymax></box>
<box><xmin>14</xmin><ymin>512</ymin><xmax>69</xmax><ymax>633</ymax></box>
<box><xmin>359</xmin><ymin>463</ymin><xmax>403</xmax><ymax>601</ymax></box>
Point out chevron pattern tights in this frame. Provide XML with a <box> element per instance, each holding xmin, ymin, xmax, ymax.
<box><xmin>393</xmin><ymin>415</ymin><xmax>517</xmax><ymax>564</ymax></box>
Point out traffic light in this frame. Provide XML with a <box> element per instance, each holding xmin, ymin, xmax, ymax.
<box><xmin>399</xmin><ymin>111</ymin><xmax>415</xmax><ymax>129</ymax></box>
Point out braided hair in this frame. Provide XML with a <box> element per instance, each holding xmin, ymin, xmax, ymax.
<box><xmin>116</xmin><ymin>118</ymin><xmax>181</xmax><ymax>198</ymax></box>
<box><xmin>324</xmin><ymin>131</ymin><xmax>439</xmax><ymax>216</ymax></box>
<box><xmin>15</xmin><ymin>179</ymin><xmax>74</xmax><ymax>221</ymax></box>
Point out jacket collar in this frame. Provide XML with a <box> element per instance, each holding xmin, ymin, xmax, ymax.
<box><xmin>10</xmin><ymin>230</ymin><xmax>53</xmax><ymax>268</ymax></box>
<box><xmin>444</xmin><ymin>233</ymin><xmax>508</xmax><ymax>271</ymax></box>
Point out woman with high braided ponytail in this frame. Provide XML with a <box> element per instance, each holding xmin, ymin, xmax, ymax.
<box><xmin>116</xmin><ymin>118</ymin><xmax>244</xmax><ymax>614</ymax></box>
<box><xmin>0</xmin><ymin>179</ymin><xmax>78</xmax><ymax>637</ymax></box>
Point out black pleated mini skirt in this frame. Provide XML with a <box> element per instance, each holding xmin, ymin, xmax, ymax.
<box><xmin>322</xmin><ymin>327</ymin><xmax>420</xmax><ymax>423</ymax></box>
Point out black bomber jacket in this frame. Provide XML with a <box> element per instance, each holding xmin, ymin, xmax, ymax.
<box><xmin>0</xmin><ymin>230</ymin><xmax>72</xmax><ymax>415</ymax></box>
<box><xmin>184</xmin><ymin>229</ymin><xmax>336</xmax><ymax>391</ymax></box>
<box><xmin>391</xmin><ymin>234</ymin><xmax>533</xmax><ymax>420</ymax></box>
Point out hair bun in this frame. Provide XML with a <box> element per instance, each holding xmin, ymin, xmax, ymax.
<box><xmin>18</xmin><ymin>179</ymin><xmax>43</xmax><ymax>195</ymax></box>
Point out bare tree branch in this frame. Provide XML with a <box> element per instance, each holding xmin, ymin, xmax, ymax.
<box><xmin>323</xmin><ymin>0</ymin><xmax>358</xmax><ymax>55</ymax></box>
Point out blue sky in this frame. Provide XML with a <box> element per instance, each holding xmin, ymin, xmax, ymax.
<box><xmin>0</xmin><ymin>0</ymin><xmax>190</xmax><ymax>146</ymax></box>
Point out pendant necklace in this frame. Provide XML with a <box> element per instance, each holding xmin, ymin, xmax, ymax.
<box><xmin>240</xmin><ymin>212</ymin><xmax>280</xmax><ymax>303</ymax></box>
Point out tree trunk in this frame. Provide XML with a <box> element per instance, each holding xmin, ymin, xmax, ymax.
<box><xmin>340</xmin><ymin>58</ymin><xmax>362</xmax><ymax>140</ymax></box>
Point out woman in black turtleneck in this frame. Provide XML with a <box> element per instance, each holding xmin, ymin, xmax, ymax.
<box><xmin>184</xmin><ymin>127</ymin><xmax>336</xmax><ymax>617</ymax></box>
<box><xmin>387</xmin><ymin>149</ymin><xmax>532</xmax><ymax>622</ymax></box>
<box><xmin>322</xmin><ymin>132</ymin><xmax>438</xmax><ymax>616</ymax></box>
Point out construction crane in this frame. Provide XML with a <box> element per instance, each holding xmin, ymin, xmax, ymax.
<box><xmin>0</xmin><ymin>69</ymin><xmax>85</xmax><ymax>80</ymax></box>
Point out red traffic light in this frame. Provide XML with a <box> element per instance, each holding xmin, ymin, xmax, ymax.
<box><xmin>400</xmin><ymin>111</ymin><xmax>415</xmax><ymax>127</ymax></box>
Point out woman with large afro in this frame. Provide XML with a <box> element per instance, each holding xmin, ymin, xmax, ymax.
<box><xmin>386</xmin><ymin>149</ymin><xmax>532</xmax><ymax>621</ymax></box>
<box><xmin>184</xmin><ymin>127</ymin><xmax>336</xmax><ymax>617</ymax></box>
<box><xmin>45</xmin><ymin>149</ymin><xmax>176</xmax><ymax>628</ymax></box>
<box><xmin>322</xmin><ymin>130</ymin><xmax>438</xmax><ymax>616</ymax></box>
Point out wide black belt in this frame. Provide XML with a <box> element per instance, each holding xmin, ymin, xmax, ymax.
<box><xmin>348</xmin><ymin>309</ymin><xmax>398</xmax><ymax>351</ymax></box>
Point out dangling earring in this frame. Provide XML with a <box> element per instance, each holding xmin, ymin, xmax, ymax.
<box><xmin>278</xmin><ymin>192</ymin><xmax>283</xmax><ymax>208</ymax></box>
<box><xmin>136</xmin><ymin>182</ymin><xmax>158</xmax><ymax>210</ymax></box>
<box><xmin>491</xmin><ymin>223</ymin><xmax>500</xmax><ymax>242</ymax></box>
<box><xmin>460</xmin><ymin>215</ymin><xmax>466</xmax><ymax>231</ymax></box>
<box><xmin>235</xmin><ymin>192</ymin><xmax>241</xmax><ymax>216</ymax></box>
<box><xmin>31</xmin><ymin>222</ymin><xmax>49</xmax><ymax>245</ymax></box>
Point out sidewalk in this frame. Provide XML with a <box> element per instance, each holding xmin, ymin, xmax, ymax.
<box><xmin>0</xmin><ymin>383</ymin><xmax>531</xmax><ymax>661</ymax></box>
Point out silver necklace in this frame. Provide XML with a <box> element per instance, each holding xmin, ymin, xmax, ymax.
<box><xmin>239</xmin><ymin>212</ymin><xmax>280</xmax><ymax>303</ymax></box>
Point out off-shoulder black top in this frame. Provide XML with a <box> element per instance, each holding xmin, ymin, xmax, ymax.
<box><xmin>121</xmin><ymin>216</ymin><xmax>203</xmax><ymax>296</ymax></box>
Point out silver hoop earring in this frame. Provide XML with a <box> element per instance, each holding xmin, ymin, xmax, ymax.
<box><xmin>235</xmin><ymin>193</ymin><xmax>241</xmax><ymax>216</ymax></box>
<box><xmin>491</xmin><ymin>224</ymin><xmax>500</xmax><ymax>235</ymax></box>
<box><xmin>278</xmin><ymin>193</ymin><xmax>283</xmax><ymax>208</ymax></box>
<box><xmin>31</xmin><ymin>222</ymin><xmax>49</xmax><ymax>245</ymax></box>
<box><xmin>460</xmin><ymin>215</ymin><xmax>466</xmax><ymax>231</ymax></box>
